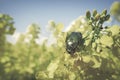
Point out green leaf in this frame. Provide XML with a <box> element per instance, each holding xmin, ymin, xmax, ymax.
<box><xmin>100</xmin><ymin>52</ymin><xmax>109</xmax><ymax>58</ymax></box>
<box><xmin>107</xmin><ymin>25</ymin><xmax>120</xmax><ymax>36</ymax></box>
<box><xmin>47</xmin><ymin>59</ymin><xmax>59</xmax><ymax>78</ymax></box>
<box><xmin>92</xmin><ymin>42</ymin><xmax>97</xmax><ymax>49</ymax></box>
<box><xmin>83</xmin><ymin>55</ymin><xmax>91</xmax><ymax>63</ymax></box>
<box><xmin>56</xmin><ymin>23</ymin><xmax>64</xmax><ymax>32</ymax></box>
<box><xmin>36</xmin><ymin>71</ymin><xmax>48</xmax><ymax>80</ymax></box>
<box><xmin>69</xmin><ymin>72</ymin><xmax>76</xmax><ymax>80</ymax></box>
<box><xmin>92</xmin><ymin>56</ymin><xmax>101</xmax><ymax>68</ymax></box>
<box><xmin>100</xmin><ymin>35</ymin><xmax>113</xmax><ymax>47</ymax></box>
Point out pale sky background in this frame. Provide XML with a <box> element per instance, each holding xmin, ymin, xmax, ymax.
<box><xmin>0</xmin><ymin>0</ymin><xmax>119</xmax><ymax>43</ymax></box>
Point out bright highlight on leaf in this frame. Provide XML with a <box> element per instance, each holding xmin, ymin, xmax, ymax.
<box><xmin>107</xmin><ymin>25</ymin><xmax>120</xmax><ymax>36</ymax></box>
<box><xmin>100</xmin><ymin>35</ymin><xmax>113</xmax><ymax>47</ymax></box>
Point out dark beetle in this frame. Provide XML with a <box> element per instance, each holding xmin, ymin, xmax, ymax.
<box><xmin>65</xmin><ymin>32</ymin><xmax>83</xmax><ymax>55</ymax></box>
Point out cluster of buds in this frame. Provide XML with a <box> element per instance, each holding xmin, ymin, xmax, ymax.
<box><xmin>86</xmin><ymin>9</ymin><xmax>110</xmax><ymax>30</ymax></box>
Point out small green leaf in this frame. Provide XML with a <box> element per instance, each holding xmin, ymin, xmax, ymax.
<box><xmin>92</xmin><ymin>56</ymin><xmax>101</xmax><ymax>68</ymax></box>
<box><xmin>107</xmin><ymin>25</ymin><xmax>120</xmax><ymax>36</ymax></box>
<box><xmin>100</xmin><ymin>35</ymin><xmax>113</xmax><ymax>47</ymax></box>
<box><xmin>47</xmin><ymin>59</ymin><xmax>59</xmax><ymax>78</ymax></box>
<box><xmin>83</xmin><ymin>55</ymin><xmax>91</xmax><ymax>63</ymax></box>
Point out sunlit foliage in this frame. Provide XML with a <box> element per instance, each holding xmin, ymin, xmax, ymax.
<box><xmin>0</xmin><ymin>2</ymin><xmax>120</xmax><ymax>80</ymax></box>
<box><xmin>36</xmin><ymin>9</ymin><xmax>120</xmax><ymax>80</ymax></box>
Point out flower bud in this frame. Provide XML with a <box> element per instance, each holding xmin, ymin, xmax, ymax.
<box><xmin>102</xmin><ymin>9</ymin><xmax>107</xmax><ymax>15</ymax></box>
<box><xmin>93</xmin><ymin>9</ymin><xmax>97</xmax><ymax>17</ymax></box>
<box><xmin>95</xmin><ymin>14</ymin><xmax>100</xmax><ymax>20</ymax></box>
<box><xmin>86</xmin><ymin>11</ymin><xmax>91</xmax><ymax>19</ymax></box>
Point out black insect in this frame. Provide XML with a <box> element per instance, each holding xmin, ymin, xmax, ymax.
<box><xmin>65</xmin><ymin>32</ymin><xmax>83</xmax><ymax>55</ymax></box>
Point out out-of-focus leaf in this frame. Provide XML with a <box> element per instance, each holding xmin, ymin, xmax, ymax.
<box><xmin>56</xmin><ymin>23</ymin><xmax>64</xmax><ymax>32</ymax></box>
<box><xmin>91</xmin><ymin>56</ymin><xmax>101</xmax><ymax>68</ymax></box>
<box><xmin>47</xmin><ymin>59</ymin><xmax>59</xmax><ymax>78</ymax></box>
<box><xmin>69</xmin><ymin>72</ymin><xmax>76</xmax><ymax>80</ymax></box>
<box><xmin>0</xmin><ymin>23</ymin><xmax>4</xmax><ymax>28</ymax></box>
<box><xmin>110</xmin><ymin>1</ymin><xmax>120</xmax><ymax>21</ymax></box>
<box><xmin>1</xmin><ymin>56</ymin><xmax>10</xmax><ymax>63</ymax></box>
<box><xmin>107</xmin><ymin>25</ymin><xmax>120</xmax><ymax>36</ymax></box>
<box><xmin>100</xmin><ymin>35</ymin><xmax>113</xmax><ymax>47</ymax></box>
<box><xmin>35</xmin><ymin>71</ymin><xmax>48</xmax><ymax>80</ymax></box>
<box><xmin>83</xmin><ymin>55</ymin><xmax>91</xmax><ymax>63</ymax></box>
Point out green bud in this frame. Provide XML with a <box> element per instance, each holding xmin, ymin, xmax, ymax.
<box><xmin>102</xmin><ymin>9</ymin><xmax>107</xmax><ymax>15</ymax></box>
<box><xmin>105</xmin><ymin>14</ymin><xmax>110</xmax><ymax>21</ymax></box>
<box><xmin>93</xmin><ymin>9</ymin><xmax>97</xmax><ymax>17</ymax></box>
<box><xmin>86</xmin><ymin>11</ymin><xmax>91</xmax><ymax>19</ymax></box>
<box><xmin>95</xmin><ymin>13</ymin><xmax>100</xmax><ymax>20</ymax></box>
<box><xmin>100</xmin><ymin>14</ymin><xmax>106</xmax><ymax>19</ymax></box>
